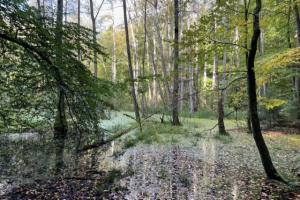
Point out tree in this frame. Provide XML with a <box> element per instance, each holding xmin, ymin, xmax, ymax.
<box><xmin>53</xmin><ymin>0</ymin><xmax>67</xmax><ymax>173</ymax></box>
<box><xmin>89</xmin><ymin>0</ymin><xmax>104</xmax><ymax>78</ymax></box>
<box><xmin>1</xmin><ymin>0</ymin><xmax>111</xmax><ymax>172</ymax></box>
<box><xmin>247</xmin><ymin>0</ymin><xmax>283</xmax><ymax>181</ymax></box>
<box><xmin>171</xmin><ymin>0</ymin><xmax>180</xmax><ymax>125</ymax></box>
<box><xmin>122</xmin><ymin>0</ymin><xmax>142</xmax><ymax>129</ymax></box>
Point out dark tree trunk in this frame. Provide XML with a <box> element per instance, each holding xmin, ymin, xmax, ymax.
<box><xmin>293</xmin><ymin>1</ymin><xmax>300</xmax><ymax>119</ymax></box>
<box><xmin>122</xmin><ymin>0</ymin><xmax>142</xmax><ymax>130</ymax></box>
<box><xmin>247</xmin><ymin>0</ymin><xmax>283</xmax><ymax>181</ymax></box>
<box><xmin>53</xmin><ymin>0</ymin><xmax>67</xmax><ymax>174</ymax></box>
<box><xmin>244</xmin><ymin>0</ymin><xmax>253</xmax><ymax>134</ymax></box>
<box><xmin>172</xmin><ymin>0</ymin><xmax>180</xmax><ymax>125</ymax></box>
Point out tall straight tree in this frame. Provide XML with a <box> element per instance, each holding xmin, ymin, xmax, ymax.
<box><xmin>247</xmin><ymin>0</ymin><xmax>283</xmax><ymax>181</ymax></box>
<box><xmin>122</xmin><ymin>0</ymin><xmax>142</xmax><ymax>129</ymax></box>
<box><xmin>244</xmin><ymin>0</ymin><xmax>253</xmax><ymax>133</ymax></box>
<box><xmin>89</xmin><ymin>0</ymin><xmax>104</xmax><ymax>77</ymax></box>
<box><xmin>89</xmin><ymin>0</ymin><xmax>97</xmax><ymax>77</ymax></box>
<box><xmin>54</xmin><ymin>0</ymin><xmax>67</xmax><ymax>173</ymax></box>
<box><xmin>172</xmin><ymin>0</ymin><xmax>180</xmax><ymax>125</ymax></box>
<box><xmin>77</xmin><ymin>0</ymin><xmax>81</xmax><ymax>61</ymax></box>
<box><xmin>293</xmin><ymin>0</ymin><xmax>300</xmax><ymax>119</ymax></box>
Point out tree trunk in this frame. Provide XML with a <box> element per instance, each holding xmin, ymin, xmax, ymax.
<box><xmin>77</xmin><ymin>0</ymin><xmax>81</xmax><ymax>61</ymax></box>
<box><xmin>217</xmin><ymin>16</ymin><xmax>229</xmax><ymax>135</ymax></box>
<box><xmin>122</xmin><ymin>0</ymin><xmax>142</xmax><ymax>130</ymax></box>
<box><xmin>287</xmin><ymin>0</ymin><xmax>292</xmax><ymax>48</ymax></box>
<box><xmin>193</xmin><ymin>62</ymin><xmax>200</xmax><ymax>112</ymax></box>
<box><xmin>293</xmin><ymin>0</ymin><xmax>300</xmax><ymax>119</ymax></box>
<box><xmin>150</xmin><ymin>31</ymin><xmax>165</xmax><ymax>107</ymax></box>
<box><xmin>172</xmin><ymin>0</ymin><xmax>180</xmax><ymax>125</ymax></box>
<box><xmin>141</xmin><ymin>0</ymin><xmax>148</xmax><ymax>116</ymax></box>
<box><xmin>247</xmin><ymin>0</ymin><xmax>283</xmax><ymax>181</ymax></box>
<box><xmin>64</xmin><ymin>0</ymin><xmax>68</xmax><ymax>23</ymax></box>
<box><xmin>111</xmin><ymin>0</ymin><xmax>117</xmax><ymax>82</ymax></box>
<box><xmin>179</xmin><ymin>67</ymin><xmax>184</xmax><ymax>112</ymax></box>
<box><xmin>37</xmin><ymin>0</ymin><xmax>41</xmax><ymax>10</ymax></box>
<box><xmin>153</xmin><ymin>0</ymin><xmax>171</xmax><ymax>104</ymax></box>
<box><xmin>234</xmin><ymin>26</ymin><xmax>240</xmax><ymax>68</ymax></box>
<box><xmin>54</xmin><ymin>0</ymin><xmax>67</xmax><ymax>174</ymax></box>
<box><xmin>244</xmin><ymin>0</ymin><xmax>253</xmax><ymax>134</ymax></box>
<box><xmin>189</xmin><ymin>65</ymin><xmax>194</xmax><ymax>113</ymax></box>
<box><xmin>89</xmin><ymin>0</ymin><xmax>98</xmax><ymax>78</ymax></box>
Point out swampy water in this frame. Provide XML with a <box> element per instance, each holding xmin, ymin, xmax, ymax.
<box><xmin>1</xmin><ymin>112</ymin><xmax>300</xmax><ymax>199</ymax></box>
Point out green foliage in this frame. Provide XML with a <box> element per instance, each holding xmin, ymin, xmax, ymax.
<box><xmin>259</xmin><ymin>97</ymin><xmax>288</xmax><ymax>111</ymax></box>
<box><xmin>0</xmin><ymin>0</ymin><xmax>114</xmax><ymax>137</ymax></box>
<box><xmin>123</xmin><ymin>121</ymin><xmax>191</xmax><ymax>148</ymax></box>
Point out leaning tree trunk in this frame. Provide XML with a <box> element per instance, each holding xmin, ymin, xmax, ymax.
<box><xmin>122</xmin><ymin>0</ymin><xmax>142</xmax><ymax>130</ymax></box>
<box><xmin>247</xmin><ymin>0</ymin><xmax>283</xmax><ymax>181</ymax></box>
<box><xmin>171</xmin><ymin>0</ymin><xmax>180</xmax><ymax>125</ymax></box>
<box><xmin>54</xmin><ymin>0</ymin><xmax>68</xmax><ymax>174</ymax></box>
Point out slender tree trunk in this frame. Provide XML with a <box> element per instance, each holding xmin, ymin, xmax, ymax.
<box><xmin>287</xmin><ymin>0</ymin><xmax>292</xmax><ymax>48</ymax></box>
<box><xmin>244</xmin><ymin>0</ymin><xmax>253</xmax><ymax>134</ymax></box>
<box><xmin>150</xmin><ymin>31</ymin><xmax>165</xmax><ymax>107</ymax></box>
<box><xmin>111</xmin><ymin>1</ymin><xmax>117</xmax><ymax>82</ymax></box>
<box><xmin>189</xmin><ymin>65</ymin><xmax>194</xmax><ymax>113</ymax></box>
<box><xmin>172</xmin><ymin>0</ymin><xmax>180</xmax><ymax>125</ymax></box>
<box><xmin>193</xmin><ymin>62</ymin><xmax>200</xmax><ymax>112</ymax></box>
<box><xmin>89</xmin><ymin>0</ymin><xmax>98</xmax><ymax>77</ymax></box>
<box><xmin>217</xmin><ymin>17</ymin><xmax>229</xmax><ymax>135</ymax></box>
<box><xmin>37</xmin><ymin>0</ymin><xmax>41</xmax><ymax>10</ymax></box>
<box><xmin>203</xmin><ymin>53</ymin><xmax>208</xmax><ymax>106</ymax></box>
<box><xmin>234</xmin><ymin>26</ymin><xmax>240</xmax><ymax>68</ymax></box>
<box><xmin>293</xmin><ymin>0</ymin><xmax>300</xmax><ymax>119</ymax></box>
<box><xmin>153</xmin><ymin>0</ymin><xmax>171</xmax><ymax>103</ymax></box>
<box><xmin>141</xmin><ymin>0</ymin><xmax>148</xmax><ymax>116</ymax></box>
<box><xmin>77</xmin><ymin>0</ymin><xmax>81</xmax><ymax>61</ymax></box>
<box><xmin>64</xmin><ymin>0</ymin><xmax>68</xmax><ymax>23</ymax></box>
<box><xmin>122</xmin><ymin>0</ymin><xmax>142</xmax><ymax>130</ymax></box>
<box><xmin>179</xmin><ymin>67</ymin><xmax>184</xmax><ymax>111</ymax></box>
<box><xmin>247</xmin><ymin>0</ymin><xmax>283</xmax><ymax>181</ymax></box>
<box><xmin>128</xmin><ymin>12</ymin><xmax>139</xmax><ymax>83</ymax></box>
<box><xmin>54</xmin><ymin>0</ymin><xmax>67</xmax><ymax>174</ymax></box>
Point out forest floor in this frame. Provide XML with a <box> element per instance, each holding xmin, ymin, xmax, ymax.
<box><xmin>1</xmin><ymin>112</ymin><xmax>300</xmax><ymax>199</ymax></box>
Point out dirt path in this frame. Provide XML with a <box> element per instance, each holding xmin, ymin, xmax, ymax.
<box><xmin>118</xmin><ymin>142</ymin><xmax>219</xmax><ymax>200</ymax></box>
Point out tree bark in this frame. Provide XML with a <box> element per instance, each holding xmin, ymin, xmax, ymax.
<box><xmin>122</xmin><ymin>0</ymin><xmax>142</xmax><ymax>130</ymax></box>
<box><xmin>141</xmin><ymin>0</ymin><xmax>148</xmax><ymax>116</ymax></box>
<box><xmin>247</xmin><ymin>0</ymin><xmax>283</xmax><ymax>181</ymax></box>
<box><xmin>89</xmin><ymin>0</ymin><xmax>98</xmax><ymax>77</ymax></box>
<box><xmin>110</xmin><ymin>0</ymin><xmax>117</xmax><ymax>82</ymax></box>
<box><xmin>293</xmin><ymin>0</ymin><xmax>300</xmax><ymax>119</ymax></box>
<box><xmin>287</xmin><ymin>0</ymin><xmax>292</xmax><ymax>48</ymax></box>
<box><xmin>77</xmin><ymin>0</ymin><xmax>81</xmax><ymax>61</ymax></box>
<box><xmin>217</xmin><ymin>16</ymin><xmax>229</xmax><ymax>135</ymax></box>
<box><xmin>54</xmin><ymin>0</ymin><xmax>67</xmax><ymax>174</ymax></box>
<box><xmin>172</xmin><ymin>0</ymin><xmax>180</xmax><ymax>125</ymax></box>
<box><xmin>189</xmin><ymin>65</ymin><xmax>194</xmax><ymax>113</ymax></box>
<box><xmin>153</xmin><ymin>0</ymin><xmax>171</xmax><ymax>104</ymax></box>
<box><xmin>244</xmin><ymin>0</ymin><xmax>253</xmax><ymax>134</ymax></box>
<box><xmin>150</xmin><ymin>31</ymin><xmax>166</xmax><ymax>107</ymax></box>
